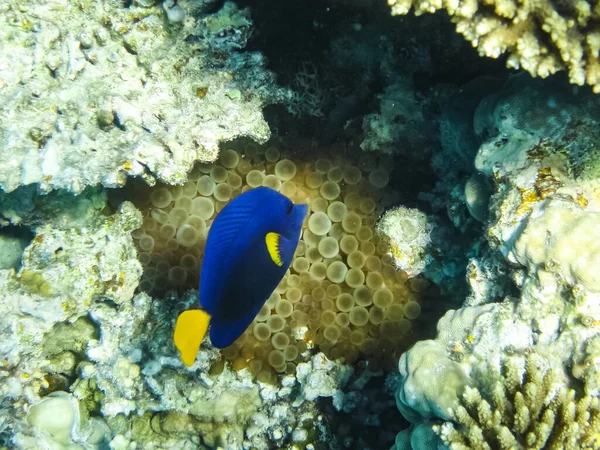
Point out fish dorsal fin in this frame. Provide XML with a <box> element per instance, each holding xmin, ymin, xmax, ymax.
<box><xmin>174</xmin><ymin>309</ymin><xmax>211</xmax><ymax>367</ymax></box>
<box><xmin>203</xmin><ymin>204</ymin><xmax>256</xmax><ymax>269</ymax></box>
<box><xmin>265</xmin><ymin>232</ymin><xmax>295</xmax><ymax>267</ymax></box>
<box><xmin>200</xmin><ymin>190</ymin><xmax>267</xmax><ymax>312</ymax></box>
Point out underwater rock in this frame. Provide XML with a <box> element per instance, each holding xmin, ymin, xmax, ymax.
<box><xmin>0</xmin><ymin>0</ymin><xmax>286</xmax><ymax>194</ymax></box>
<box><xmin>361</xmin><ymin>78</ymin><xmax>436</xmax><ymax>156</ymax></box>
<box><xmin>464</xmin><ymin>250</ymin><xmax>512</xmax><ymax>306</ymax></box>
<box><xmin>394</xmin><ymin>77</ymin><xmax>600</xmax><ymax>449</ymax></box>
<box><xmin>296</xmin><ymin>353</ymin><xmax>353</xmax><ymax>402</ymax></box>
<box><xmin>0</xmin><ymin>231</ymin><xmax>30</xmax><ymax>270</ymax></box>
<box><xmin>0</xmin><ymin>200</ymin><xmax>142</xmax><ymax>447</ymax></box>
<box><xmin>27</xmin><ymin>392</ymin><xmax>79</xmax><ymax>446</ymax></box>
<box><xmin>24</xmin><ymin>391</ymin><xmax>110</xmax><ymax>449</ymax></box>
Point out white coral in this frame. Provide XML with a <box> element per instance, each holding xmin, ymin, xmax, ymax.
<box><xmin>376</xmin><ymin>206</ymin><xmax>433</xmax><ymax>277</ymax></box>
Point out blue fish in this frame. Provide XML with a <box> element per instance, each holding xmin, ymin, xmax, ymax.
<box><xmin>174</xmin><ymin>186</ymin><xmax>308</xmax><ymax>366</ymax></box>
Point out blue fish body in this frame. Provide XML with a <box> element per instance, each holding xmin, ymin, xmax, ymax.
<box><xmin>199</xmin><ymin>186</ymin><xmax>307</xmax><ymax>348</ymax></box>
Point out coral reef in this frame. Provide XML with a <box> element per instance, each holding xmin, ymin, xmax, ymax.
<box><xmin>7</xmin><ymin>0</ymin><xmax>600</xmax><ymax>447</ymax></box>
<box><xmin>376</xmin><ymin>206</ymin><xmax>433</xmax><ymax>277</ymax></box>
<box><xmin>129</xmin><ymin>140</ymin><xmax>431</xmax><ymax>375</ymax></box>
<box><xmin>393</xmin><ymin>78</ymin><xmax>600</xmax><ymax>448</ymax></box>
<box><xmin>0</xmin><ymin>2</ymin><xmax>442</xmax><ymax>448</ymax></box>
<box><xmin>435</xmin><ymin>354</ymin><xmax>600</xmax><ymax>449</ymax></box>
<box><xmin>0</xmin><ymin>197</ymin><xmax>142</xmax><ymax>447</ymax></box>
<box><xmin>0</xmin><ymin>0</ymin><xmax>288</xmax><ymax>194</ymax></box>
<box><xmin>388</xmin><ymin>0</ymin><xmax>600</xmax><ymax>93</ymax></box>
<box><xmin>0</xmin><ymin>138</ymin><xmax>427</xmax><ymax>448</ymax></box>
<box><xmin>1</xmin><ymin>213</ymin><xmax>346</xmax><ymax>450</ymax></box>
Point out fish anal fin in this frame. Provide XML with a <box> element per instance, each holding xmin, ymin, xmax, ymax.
<box><xmin>265</xmin><ymin>232</ymin><xmax>296</xmax><ymax>267</ymax></box>
<box><xmin>174</xmin><ymin>309</ymin><xmax>210</xmax><ymax>367</ymax></box>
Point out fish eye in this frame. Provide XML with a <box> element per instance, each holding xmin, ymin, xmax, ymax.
<box><xmin>286</xmin><ymin>202</ymin><xmax>294</xmax><ymax>216</ymax></box>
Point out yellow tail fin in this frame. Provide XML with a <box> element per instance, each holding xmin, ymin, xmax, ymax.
<box><xmin>174</xmin><ymin>309</ymin><xmax>211</xmax><ymax>367</ymax></box>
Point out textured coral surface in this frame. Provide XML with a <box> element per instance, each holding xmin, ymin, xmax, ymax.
<box><xmin>388</xmin><ymin>0</ymin><xmax>600</xmax><ymax>92</ymax></box>
<box><xmin>0</xmin><ymin>0</ymin><xmax>283</xmax><ymax>194</ymax></box>
<box><xmin>393</xmin><ymin>76</ymin><xmax>600</xmax><ymax>450</ymax></box>
<box><xmin>435</xmin><ymin>354</ymin><xmax>600</xmax><ymax>449</ymax></box>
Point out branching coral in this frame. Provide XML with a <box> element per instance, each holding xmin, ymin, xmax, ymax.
<box><xmin>388</xmin><ymin>0</ymin><xmax>600</xmax><ymax>92</ymax></box>
<box><xmin>434</xmin><ymin>354</ymin><xmax>600</xmax><ymax>450</ymax></box>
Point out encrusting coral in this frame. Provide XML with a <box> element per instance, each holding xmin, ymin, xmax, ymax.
<box><xmin>388</xmin><ymin>0</ymin><xmax>600</xmax><ymax>93</ymax></box>
<box><xmin>129</xmin><ymin>140</ymin><xmax>431</xmax><ymax>377</ymax></box>
<box><xmin>376</xmin><ymin>206</ymin><xmax>433</xmax><ymax>278</ymax></box>
<box><xmin>0</xmin><ymin>198</ymin><xmax>143</xmax><ymax>448</ymax></box>
<box><xmin>434</xmin><ymin>354</ymin><xmax>600</xmax><ymax>450</ymax></box>
<box><xmin>0</xmin><ymin>0</ymin><xmax>288</xmax><ymax>194</ymax></box>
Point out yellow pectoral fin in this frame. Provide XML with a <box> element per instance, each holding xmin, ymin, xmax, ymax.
<box><xmin>174</xmin><ymin>309</ymin><xmax>211</xmax><ymax>367</ymax></box>
<box><xmin>265</xmin><ymin>232</ymin><xmax>283</xmax><ymax>267</ymax></box>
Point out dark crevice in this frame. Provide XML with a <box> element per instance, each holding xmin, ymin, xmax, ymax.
<box><xmin>0</xmin><ymin>225</ymin><xmax>34</xmax><ymax>271</ymax></box>
<box><xmin>113</xmin><ymin>113</ymin><xmax>127</xmax><ymax>131</ymax></box>
<box><xmin>123</xmin><ymin>40</ymin><xmax>138</xmax><ymax>55</ymax></box>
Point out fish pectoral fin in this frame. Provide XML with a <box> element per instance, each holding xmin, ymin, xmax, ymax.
<box><xmin>265</xmin><ymin>232</ymin><xmax>296</xmax><ymax>267</ymax></box>
<box><xmin>174</xmin><ymin>309</ymin><xmax>211</xmax><ymax>367</ymax></box>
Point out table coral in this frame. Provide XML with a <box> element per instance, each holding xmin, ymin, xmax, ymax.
<box><xmin>388</xmin><ymin>0</ymin><xmax>600</xmax><ymax>92</ymax></box>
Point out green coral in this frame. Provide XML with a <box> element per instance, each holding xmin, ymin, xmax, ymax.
<box><xmin>434</xmin><ymin>354</ymin><xmax>600</xmax><ymax>449</ymax></box>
